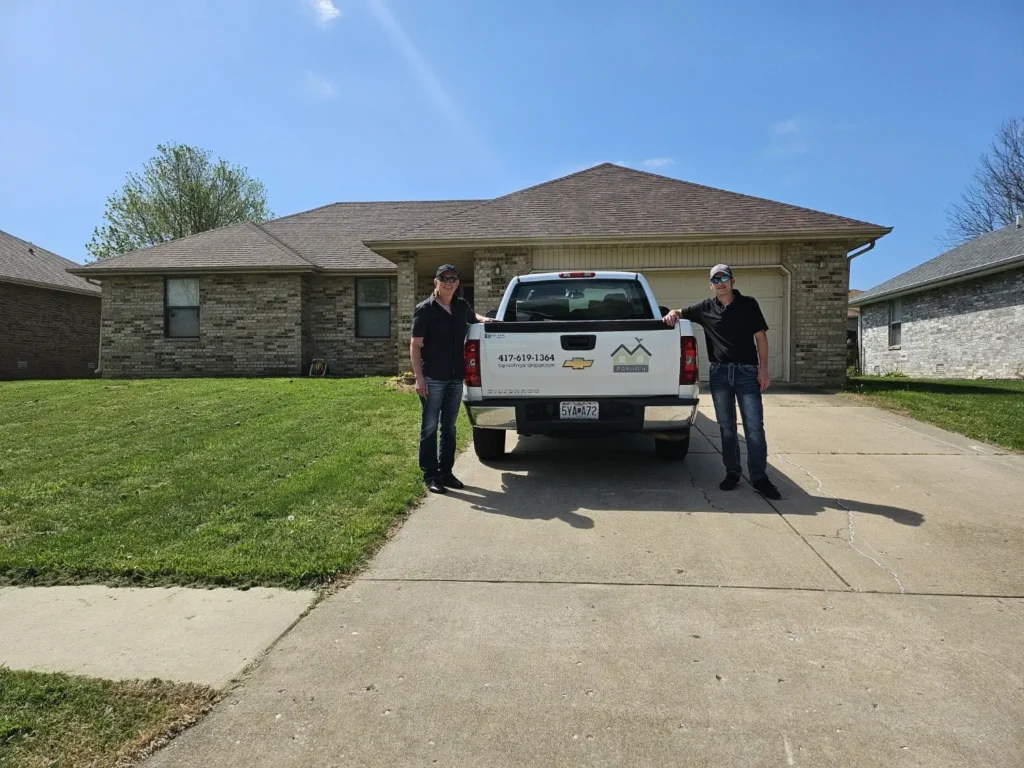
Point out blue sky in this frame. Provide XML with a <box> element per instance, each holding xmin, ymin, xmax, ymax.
<box><xmin>1</xmin><ymin>0</ymin><xmax>1021</xmax><ymax>289</ymax></box>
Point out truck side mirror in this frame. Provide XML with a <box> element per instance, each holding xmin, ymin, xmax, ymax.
<box><xmin>485</xmin><ymin>309</ymin><xmax>498</xmax><ymax>319</ymax></box>
<box><xmin>659</xmin><ymin>305</ymin><xmax>670</xmax><ymax>317</ymax></box>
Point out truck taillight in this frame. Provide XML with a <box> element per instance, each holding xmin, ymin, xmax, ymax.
<box><xmin>557</xmin><ymin>272</ymin><xmax>596</xmax><ymax>278</ymax></box>
<box><xmin>465</xmin><ymin>340</ymin><xmax>482</xmax><ymax>387</ymax></box>
<box><xmin>680</xmin><ymin>336</ymin><xmax>698</xmax><ymax>385</ymax></box>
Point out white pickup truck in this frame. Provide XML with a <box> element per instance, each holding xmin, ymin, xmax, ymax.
<box><xmin>463</xmin><ymin>271</ymin><xmax>700</xmax><ymax>461</ymax></box>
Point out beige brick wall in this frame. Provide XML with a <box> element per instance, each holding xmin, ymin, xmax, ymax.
<box><xmin>782</xmin><ymin>242</ymin><xmax>852</xmax><ymax>387</ymax></box>
<box><xmin>100</xmin><ymin>274</ymin><xmax>302</xmax><ymax>378</ymax></box>
<box><xmin>473</xmin><ymin>250</ymin><xmax>533</xmax><ymax>315</ymax></box>
<box><xmin>302</xmin><ymin>274</ymin><xmax>397</xmax><ymax>376</ymax></box>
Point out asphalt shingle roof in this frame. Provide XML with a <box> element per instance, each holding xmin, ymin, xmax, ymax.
<box><xmin>261</xmin><ymin>200</ymin><xmax>480</xmax><ymax>270</ymax></box>
<box><xmin>372</xmin><ymin>163</ymin><xmax>890</xmax><ymax>244</ymax></box>
<box><xmin>851</xmin><ymin>222</ymin><xmax>1024</xmax><ymax>305</ymax></box>
<box><xmin>71</xmin><ymin>201</ymin><xmax>480</xmax><ymax>274</ymax></box>
<box><xmin>70</xmin><ymin>164</ymin><xmax>890</xmax><ymax>276</ymax></box>
<box><xmin>0</xmin><ymin>228</ymin><xmax>101</xmax><ymax>294</ymax></box>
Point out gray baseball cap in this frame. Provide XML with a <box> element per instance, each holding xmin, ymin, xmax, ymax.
<box><xmin>710</xmin><ymin>264</ymin><xmax>733</xmax><ymax>279</ymax></box>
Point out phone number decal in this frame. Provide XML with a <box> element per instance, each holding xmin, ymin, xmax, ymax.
<box><xmin>496</xmin><ymin>353</ymin><xmax>556</xmax><ymax>362</ymax></box>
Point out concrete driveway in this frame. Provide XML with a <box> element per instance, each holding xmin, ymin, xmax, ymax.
<box><xmin>148</xmin><ymin>393</ymin><xmax>1024</xmax><ymax>768</ymax></box>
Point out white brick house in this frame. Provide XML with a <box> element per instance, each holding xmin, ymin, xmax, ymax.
<box><xmin>852</xmin><ymin>220</ymin><xmax>1024</xmax><ymax>379</ymax></box>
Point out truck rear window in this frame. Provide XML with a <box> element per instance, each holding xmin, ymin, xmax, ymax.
<box><xmin>503</xmin><ymin>279</ymin><xmax>654</xmax><ymax>321</ymax></box>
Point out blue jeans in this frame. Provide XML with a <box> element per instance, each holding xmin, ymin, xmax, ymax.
<box><xmin>709</xmin><ymin>363</ymin><xmax>768</xmax><ymax>482</ymax></box>
<box><xmin>419</xmin><ymin>377</ymin><xmax>464</xmax><ymax>482</ymax></box>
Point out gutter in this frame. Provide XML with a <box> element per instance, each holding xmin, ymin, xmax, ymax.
<box><xmin>846</xmin><ymin>240</ymin><xmax>876</xmax><ymax>260</ymax></box>
<box><xmin>849</xmin><ymin>251</ymin><xmax>1024</xmax><ymax>307</ymax></box>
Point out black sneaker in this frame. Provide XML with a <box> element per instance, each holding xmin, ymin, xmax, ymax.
<box><xmin>719</xmin><ymin>472</ymin><xmax>742</xmax><ymax>491</ymax></box>
<box><xmin>440</xmin><ymin>474</ymin><xmax>465</xmax><ymax>490</ymax></box>
<box><xmin>426</xmin><ymin>478</ymin><xmax>447</xmax><ymax>494</ymax></box>
<box><xmin>752</xmin><ymin>478</ymin><xmax>782</xmax><ymax>500</ymax></box>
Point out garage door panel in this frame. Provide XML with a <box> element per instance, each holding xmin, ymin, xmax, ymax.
<box><xmin>644</xmin><ymin>270</ymin><xmax>786</xmax><ymax>383</ymax></box>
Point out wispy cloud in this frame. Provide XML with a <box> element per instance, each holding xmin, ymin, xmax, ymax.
<box><xmin>766</xmin><ymin>117</ymin><xmax>810</xmax><ymax>158</ymax></box>
<box><xmin>306</xmin><ymin>0</ymin><xmax>341</xmax><ymax>26</ymax></box>
<box><xmin>644</xmin><ymin>157</ymin><xmax>675</xmax><ymax>168</ymax></box>
<box><xmin>305</xmin><ymin>72</ymin><xmax>337</xmax><ymax>98</ymax></box>
<box><xmin>367</xmin><ymin>0</ymin><xmax>487</xmax><ymax>158</ymax></box>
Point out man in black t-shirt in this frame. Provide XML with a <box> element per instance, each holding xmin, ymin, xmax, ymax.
<box><xmin>664</xmin><ymin>264</ymin><xmax>782</xmax><ymax>500</ymax></box>
<box><xmin>411</xmin><ymin>265</ymin><xmax>493</xmax><ymax>494</ymax></box>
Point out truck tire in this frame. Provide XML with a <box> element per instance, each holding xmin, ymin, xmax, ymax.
<box><xmin>654</xmin><ymin>431</ymin><xmax>690</xmax><ymax>461</ymax></box>
<box><xmin>473</xmin><ymin>428</ymin><xmax>506</xmax><ymax>461</ymax></box>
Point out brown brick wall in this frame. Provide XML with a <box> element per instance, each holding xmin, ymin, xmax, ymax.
<box><xmin>782</xmin><ymin>241</ymin><xmax>852</xmax><ymax>387</ymax></box>
<box><xmin>0</xmin><ymin>281</ymin><xmax>101</xmax><ymax>379</ymax></box>
<box><xmin>302</xmin><ymin>275</ymin><xmax>398</xmax><ymax>376</ymax></box>
<box><xmin>100</xmin><ymin>274</ymin><xmax>302</xmax><ymax>377</ymax></box>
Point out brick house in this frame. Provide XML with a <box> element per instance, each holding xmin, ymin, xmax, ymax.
<box><xmin>1</xmin><ymin>229</ymin><xmax>101</xmax><ymax>379</ymax></box>
<box><xmin>68</xmin><ymin>164</ymin><xmax>891</xmax><ymax>386</ymax></box>
<box><xmin>851</xmin><ymin>219</ymin><xmax>1024</xmax><ymax>379</ymax></box>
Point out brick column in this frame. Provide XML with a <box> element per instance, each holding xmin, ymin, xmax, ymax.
<box><xmin>473</xmin><ymin>250</ymin><xmax>533</xmax><ymax>315</ymax></box>
<box><xmin>781</xmin><ymin>241</ymin><xmax>852</xmax><ymax>387</ymax></box>
<box><xmin>393</xmin><ymin>251</ymin><xmax>418</xmax><ymax>369</ymax></box>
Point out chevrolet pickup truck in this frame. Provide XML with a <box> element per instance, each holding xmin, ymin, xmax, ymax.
<box><xmin>463</xmin><ymin>271</ymin><xmax>699</xmax><ymax>461</ymax></box>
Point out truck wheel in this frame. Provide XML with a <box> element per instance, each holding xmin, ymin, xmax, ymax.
<box><xmin>473</xmin><ymin>428</ymin><xmax>506</xmax><ymax>461</ymax></box>
<box><xmin>654</xmin><ymin>432</ymin><xmax>690</xmax><ymax>461</ymax></box>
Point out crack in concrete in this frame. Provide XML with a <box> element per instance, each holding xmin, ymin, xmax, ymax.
<box><xmin>775</xmin><ymin>454</ymin><xmax>906</xmax><ymax>594</ymax></box>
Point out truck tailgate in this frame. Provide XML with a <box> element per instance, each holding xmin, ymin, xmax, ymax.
<box><xmin>479</xmin><ymin>319</ymin><xmax>682</xmax><ymax>398</ymax></box>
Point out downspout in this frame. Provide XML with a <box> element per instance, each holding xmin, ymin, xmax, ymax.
<box><xmin>847</xmin><ymin>240</ymin><xmax>875</xmax><ymax>376</ymax></box>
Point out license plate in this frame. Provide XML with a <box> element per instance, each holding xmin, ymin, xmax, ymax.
<box><xmin>560</xmin><ymin>401</ymin><xmax>599</xmax><ymax>420</ymax></box>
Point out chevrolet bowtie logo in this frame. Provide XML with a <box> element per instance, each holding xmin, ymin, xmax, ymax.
<box><xmin>563</xmin><ymin>358</ymin><xmax>594</xmax><ymax>371</ymax></box>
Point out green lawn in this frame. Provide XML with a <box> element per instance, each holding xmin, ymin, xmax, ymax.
<box><xmin>0</xmin><ymin>378</ymin><xmax>467</xmax><ymax>588</ymax></box>
<box><xmin>845</xmin><ymin>376</ymin><xmax>1024</xmax><ymax>452</ymax></box>
<box><xmin>0</xmin><ymin>667</ymin><xmax>217</xmax><ymax>768</ymax></box>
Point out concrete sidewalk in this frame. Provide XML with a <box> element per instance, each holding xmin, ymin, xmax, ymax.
<box><xmin>0</xmin><ymin>585</ymin><xmax>314</xmax><ymax>687</ymax></box>
<box><xmin>146</xmin><ymin>395</ymin><xmax>1024</xmax><ymax>767</ymax></box>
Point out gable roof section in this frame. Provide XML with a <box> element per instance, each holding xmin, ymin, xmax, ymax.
<box><xmin>69</xmin><ymin>201</ymin><xmax>481</xmax><ymax>276</ymax></box>
<box><xmin>0</xmin><ymin>228</ymin><xmax>100</xmax><ymax>295</ymax></box>
<box><xmin>851</xmin><ymin>223</ymin><xmax>1024</xmax><ymax>306</ymax></box>
<box><xmin>368</xmin><ymin>164</ymin><xmax>891</xmax><ymax>247</ymax></box>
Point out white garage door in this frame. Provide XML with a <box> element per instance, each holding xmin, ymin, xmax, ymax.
<box><xmin>644</xmin><ymin>270</ymin><xmax>786</xmax><ymax>382</ymax></box>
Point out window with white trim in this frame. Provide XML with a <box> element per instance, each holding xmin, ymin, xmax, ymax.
<box><xmin>888</xmin><ymin>298</ymin><xmax>902</xmax><ymax>348</ymax></box>
<box><xmin>356</xmin><ymin>278</ymin><xmax>391</xmax><ymax>338</ymax></box>
<box><xmin>165</xmin><ymin>278</ymin><xmax>200</xmax><ymax>338</ymax></box>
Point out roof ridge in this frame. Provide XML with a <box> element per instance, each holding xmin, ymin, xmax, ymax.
<box><xmin>85</xmin><ymin>220</ymin><xmax>258</xmax><ymax>267</ymax></box>
<box><xmin>264</xmin><ymin>199</ymin><xmax>487</xmax><ymax>226</ymax></box>
<box><xmin>390</xmin><ymin>164</ymin><xmax>621</xmax><ymax>239</ymax></box>
<box><xmin>617</xmin><ymin>164</ymin><xmax>883</xmax><ymax>228</ymax></box>
<box><xmin>0</xmin><ymin>228</ymin><xmax>76</xmax><ymax>266</ymax></box>
<box><xmin>247</xmin><ymin>222</ymin><xmax>318</xmax><ymax>268</ymax></box>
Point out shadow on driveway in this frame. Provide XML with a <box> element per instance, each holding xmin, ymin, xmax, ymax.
<box><xmin>448</xmin><ymin>411</ymin><xmax>924</xmax><ymax>530</ymax></box>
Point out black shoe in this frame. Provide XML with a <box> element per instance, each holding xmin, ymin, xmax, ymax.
<box><xmin>440</xmin><ymin>473</ymin><xmax>464</xmax><ymax>490</ymax></box>
<box><xmin>426</xmin><ymin>478</ymin><xmax>447</xmax><ymax>494</ymax></box>
<box><xmin>752</xmin><ymin>478</ymin><xmax>782</xmax><ymax>500</ymax></box>
<box><xmin>719</xmin><ymin>472</ymin><xmax>741</xmax><ymax>491</ymax></box>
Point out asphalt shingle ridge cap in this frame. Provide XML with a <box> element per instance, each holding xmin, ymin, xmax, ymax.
<box><xmin>619</xmin><ymin>164</ymin><xmax>888</xmax><ymax>230</ymax></box>
<box><xmin>386</xmin><ymin>164</ymin><xmax>628</xmax><ymax>240</ymax></box>
<box><xmin>264</xmin><ymin>198</ymin><xmax>486</xmax><ymax>226</ymax></box>
<box><xmin>246</xmin><ymin>222</ymin><xmax>318</xmax><ymax>268</ymax></box>
<box><xmin>76</xmin><ymin>220</ymin><xmax>257</xmax><ymax>269</ymax></box>
<box><xmin>853</xmin><ymin>248</ymin><xmax>1024</xmax><ymax>305</ymax></box>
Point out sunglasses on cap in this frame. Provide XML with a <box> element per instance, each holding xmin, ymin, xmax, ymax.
<box><xmin>710</xmin><ymin>274</ymin><xmax>732</xmax><ymax>284</ymax></box>
<box><xmin>437</xmin><ymin>274</ymin><xmax>459</xmax><ymax>283</ymax></box>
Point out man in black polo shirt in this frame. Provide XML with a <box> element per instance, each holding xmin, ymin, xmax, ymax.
<box><xmin>663</xmin><ymin>264</ymin><xmax>782</xmax><ymax>500</ymax></box>
<box><xmin>411</xmin><ymin>265</ymin><xmax>493</xmax><ymax>494</ymax></box>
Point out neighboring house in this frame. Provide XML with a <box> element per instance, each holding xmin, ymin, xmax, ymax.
<box><xmin>68</xmin><ymin>164</ymin><xmax>891</xmax><ymax>386</ymax></box>
<box><xmin>1</xmin><ymin>229</ymin><xmax>101</xmax><ymax>379</ymax></box>
<box><xmin>850</xmin><ymin>219</ymin><xmax>1024</xmax><ymax>379</ymax></box>
<box><xmin>846</xmin><ymin>288</ymin><xmax>864</xmax><ymax>369</ymax></box>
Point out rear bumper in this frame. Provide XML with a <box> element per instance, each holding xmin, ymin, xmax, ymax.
<box><xmin>464</xmin><ymin>396</ymin><xmax>699</xmax><ymax>437</ymax></box>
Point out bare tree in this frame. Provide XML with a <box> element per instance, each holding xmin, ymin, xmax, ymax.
<box><xmin>944</xmin><ymin>117</ymin><xmax>1024</xmax><ymax>246</ymax></box>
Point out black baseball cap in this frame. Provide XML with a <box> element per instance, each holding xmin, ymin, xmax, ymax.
<box><xmin>435</xmin><ymin>264</ymin><xmax>459</xmax><ymax>279</ymax></box>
